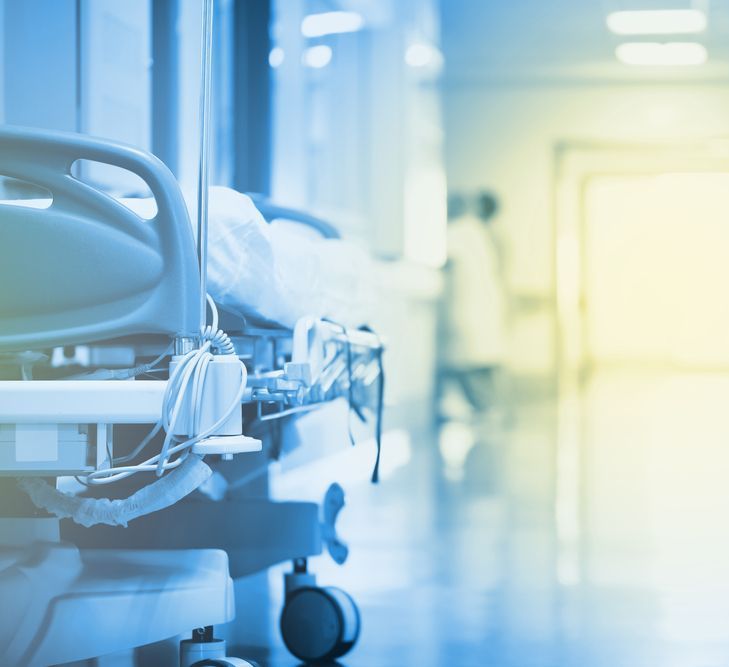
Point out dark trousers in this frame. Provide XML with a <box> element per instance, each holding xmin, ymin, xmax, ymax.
<box><xmin>437</xmin><ymin>366</ymin><xmax>497</xmax><ymax>416</ymax></box>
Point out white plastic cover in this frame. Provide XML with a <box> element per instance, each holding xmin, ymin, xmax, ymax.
<box><xmin>18</xmin><ymin>454</ymin><xmax>212</xmax><ymax>527</ymax></box>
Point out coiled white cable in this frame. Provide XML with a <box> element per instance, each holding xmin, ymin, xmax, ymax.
<box><xmin>201</xmin><ymin>294</ymin><xmax>236</xmax><ymax>355</ymax></box>
<box><xmin>83</xmin><ymin>296</ymin><xmax>245</xmax><ymax>485</ymax></box>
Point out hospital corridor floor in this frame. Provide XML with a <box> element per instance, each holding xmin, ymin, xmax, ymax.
<box><xmin>241</xmin><ymin>369</ymin><xmax>729</xmax><ymax>667</ymax></box>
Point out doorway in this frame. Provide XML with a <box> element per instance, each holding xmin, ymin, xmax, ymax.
<box><xmin>584</xmin><ymin>171</ymin><xmax>729</xmax><ymax>371</ymax></box>
<box><xmin>553</xmin><ymin>142</ymin><xmax>729</xmax><ymax>594</ymax></box>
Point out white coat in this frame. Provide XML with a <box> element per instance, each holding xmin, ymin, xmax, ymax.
<box><xmin>442</xmin><ymin>214</ymin><xmax>506</xmax><ymax>369</ymax></box>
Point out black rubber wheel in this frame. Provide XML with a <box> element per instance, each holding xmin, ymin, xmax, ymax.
<box><xmin>280</xmin><ymin>586</ymin><xmax>360</xmax><ymax>663</ymax></box>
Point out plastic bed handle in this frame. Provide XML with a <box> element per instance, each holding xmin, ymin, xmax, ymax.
<box><xmin>0</xmin><ymin>125</ymin><xmax>201</xmax><ymax>351</ymax></box>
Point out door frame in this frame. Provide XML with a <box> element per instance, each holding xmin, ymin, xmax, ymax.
<box><xmin>550</xmin><ymin>139</ymin><xmax>729</xmax><ymax>585</ymax></box>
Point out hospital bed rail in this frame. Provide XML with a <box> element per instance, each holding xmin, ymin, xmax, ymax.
<box><xmin>247</xmin><ymin>193</ymin><xmax>341</xmax><ymax>239</ymax></box>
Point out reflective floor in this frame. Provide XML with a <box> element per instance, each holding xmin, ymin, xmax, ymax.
<box><xmin>251</xmin><ymin>368</ymin><xmax>729</xmax><ymax>667</ymax></box>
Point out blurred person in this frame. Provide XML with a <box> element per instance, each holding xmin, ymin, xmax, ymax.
<box><xmin>438</xmin><ymin>191</ymin><xmax>507</xmax><ymax>425</ymax></box>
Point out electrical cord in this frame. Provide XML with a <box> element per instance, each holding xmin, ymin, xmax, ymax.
<box><xmin>63</xmin><ymin>343</ymin><xmax>174</xmax><ymax>381</ymax></box>
<box><xmin>322</xmin><ymin>319</ymin><xmax>362</xmax><ymax>446</ymax></box>
<box><xmin>321</xmin><ymin>319</ymin><xmax>385</xmax><ymax>483</ymax></box>
<box><xmin>82</xmin><ymin>296</ymin><xmax>245</xmax><ymax>485</ymax></box>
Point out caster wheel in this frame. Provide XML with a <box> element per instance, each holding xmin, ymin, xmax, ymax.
<box><xmin>280</xmin><ymin>586</ymin><xmax>360</xmax><ymax>663</ymax></box>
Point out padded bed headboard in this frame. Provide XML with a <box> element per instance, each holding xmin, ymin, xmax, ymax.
<box><xmin>0</xmin><ymin>126</ymin><xmax>200</xmax><ymax>352</ymax></box>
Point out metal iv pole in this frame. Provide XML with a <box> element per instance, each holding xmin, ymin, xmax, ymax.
<box><xmin>197</xmin><ymin>0</ymin><xmax>214</xmax><ymax>332</ymax></box>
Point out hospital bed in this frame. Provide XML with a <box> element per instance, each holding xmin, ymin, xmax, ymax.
<box><xmin>0</xmin><ymin>126</ymin><xmax>383</xmax><ymax>666</ymax></box>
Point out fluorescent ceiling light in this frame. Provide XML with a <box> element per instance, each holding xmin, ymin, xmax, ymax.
<box><xmin>404</xmin><ymin>42</ymin><xmax>444</xmax><ymax>69</ymax></box>
<box><xmin>616</xmin><ymin>41</ymin><xmax>707</xmax><ymax>66</ymax></box>
<box><xmin>302</xmin><ymin>45</ymin><xmax>333</xmax><ymax>68</ymax></box>
<box><xmin>301</xmin><ymin>11</ymin><xmax>364</xmax><ymax>38</ymax></box>
<box><xmin>607</xmin><ymin>9</ymin><xmax>707</xmax><ymax>35</ymax></box>
<box><xmin>268</xmin><ymin>47</ymin><xmax>284</xmax><ymax>68</ymax></box>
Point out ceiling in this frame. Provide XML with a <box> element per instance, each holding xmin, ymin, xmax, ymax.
<box><xmin>441</xmin><ymin>0</ymin><xmax>729</xmax><ymax>83</ymax></box>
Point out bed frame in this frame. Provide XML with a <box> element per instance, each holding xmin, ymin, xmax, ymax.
<box><xmin>0</xmin><ymin>126</ymin><xmax>382</xmax><ymax>665</ymax></box>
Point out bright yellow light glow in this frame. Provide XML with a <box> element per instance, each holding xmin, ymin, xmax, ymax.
<box><xmin>615</xmin><ymin>41</ymin><xmax>707</xmax><ymax>66</ymax></box>
<box><xmin>606</xmin><ymin>9</ymin><xmax>706</xmax><ymax>35</ymax></box>
<box><xmin>585</xmin><ymin>172</ymin><xmax>729</xmax><ymax>367</ymax></box>
<box><xmin>301</xmin><ymin>11</ymin><xmax>364</xmax><ymax>38</ymax></box>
